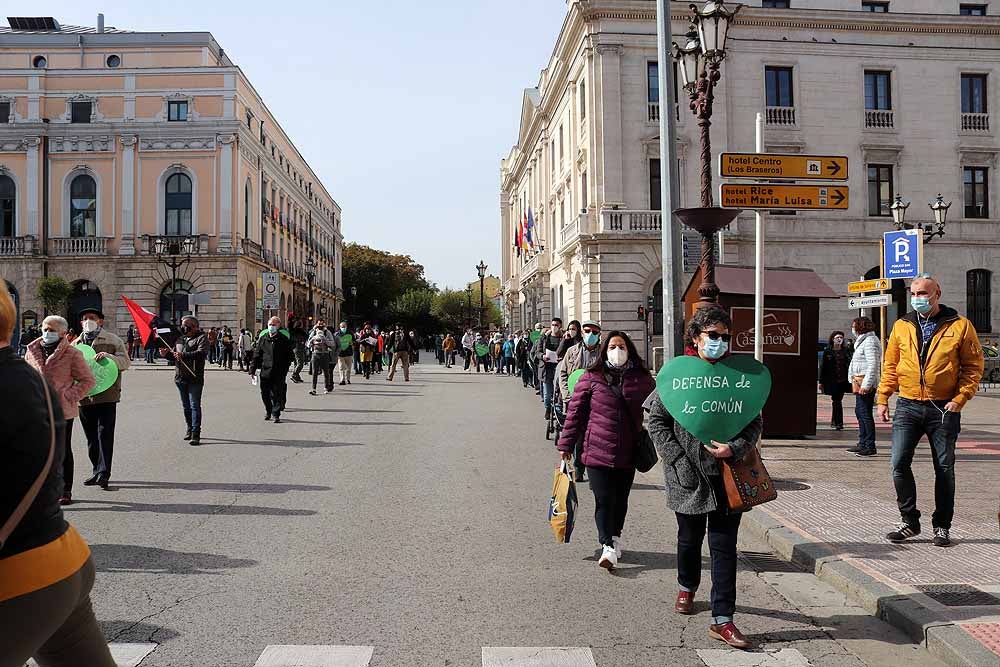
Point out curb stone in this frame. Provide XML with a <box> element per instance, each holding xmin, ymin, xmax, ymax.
<box><xmin>741</xmin><ymin>507</ymin><xmax>1000</xmax><ymax>667</ymax></box>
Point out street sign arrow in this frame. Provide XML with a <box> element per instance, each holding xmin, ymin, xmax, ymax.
<box><xmin>720</xmin><ymin>184</ymin><xmax>850</xmax><ymax>210</ymax></box>
<box><xmin>848</xmin><ymin>294</ymin><xmax>891</xmax><ymax>309</ymax></box>
<box><xmin>831</xmin><ymin>189</ymin><xmax>846</xmax><ymax>206</ymax></box>
<box><xmin>719</xmin><ymin>153</ymin><xmax>849</xmax><ymax>181</ymax></box>
<box><xmin>828</xmin><ymin>161</ymin><xmax>842</xmax><ymax>177</ymax></box>
<box><xmin>848</xmin><ymin>278</ymin><xmax>889</xmax><ymax>293</ymax></box>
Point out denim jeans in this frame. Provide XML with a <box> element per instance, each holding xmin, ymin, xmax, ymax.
<box><xmin>676</xmin><ymin>508</ymin><xmax>743</xmax><ymax>624</ymax></box>
<box><xmin>542</xmin><ymin>363</ymin><xmax>557</xmax><ymax>409</ymax></box>
<box><xmin>854</xmin><ymin>391</ymin><xmax>876</xmax><ymax>450</ymax></box>
<box><xmin>176</xmin><ymin>380</ymin><xmax>204</xmax><ymax>432</ymax></box>
<box><xmin>890</xmin><ymin>397</ymin><xmax>960</xmax><ymax>529</ymax></box>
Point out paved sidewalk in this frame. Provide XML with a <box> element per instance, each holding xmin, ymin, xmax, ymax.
<box><xmin>746</xmin><ymin>393</ymin><xmax>1000</xmax><ymax>666</ymax></box>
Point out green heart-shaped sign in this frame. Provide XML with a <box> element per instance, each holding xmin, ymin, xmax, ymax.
<box><xmin>74</xmin><ymin>342</ymin><xmax>120</xmax><ymax>397</ymax></box>
<box><xmin>475</xmin><ymin>343</ymin><xmax>489</xmax><ymax>357</ymax></box>
<box><xmin>567</xmin><ymin>368</ymin><xmax>585</xmax><ymax>395</ymax></box>
<box><xmin>529</xmin><ymin>330</ymin><xmax>541</xmax><ymax>344</ymax></box>
<box><xmin>656</xmin><ymin>355</ymin><xmax>771</xmax><ymax>446</ymax></box>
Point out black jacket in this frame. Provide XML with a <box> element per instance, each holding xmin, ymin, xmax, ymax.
<box><xmin>0</xmin><ymin>347</ymin><xmax>68</xmax><ymax>559</ymax></box>
<box><xmin>175</xmin><ymin>331</ymin><xmax>210</xmax><ymax>383</ymax></box>
<box><xmin>252</xmin><ymin>331</ymin><xmax>294</xmax><ymax>380</ymax></box>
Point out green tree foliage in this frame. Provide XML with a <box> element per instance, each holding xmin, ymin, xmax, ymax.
<box><xmin>36</xmin><ymin>276</ymin><xmax>73</xmax><ymax>315</ymax></box>
<box><xmin>431</xmin><ymin>288</ymin><xmax>469</xmax><ymax>331</ymax></box>
<box><xmin>390</xmin><ymin>288</ymin><xmax>437</xmax><ymax>332</ymax></box>
<box><xmin>342</xmin><ymin>243</ymin><xmax>430</xmax><ymax>324</ymax></box>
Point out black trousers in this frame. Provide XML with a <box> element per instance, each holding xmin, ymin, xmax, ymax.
<box><xmin>79</xmin><ymin>403</ymin><xmax>117</xmax><ymax>477</ymax></box>
<box><xmin>62</xmin><ymin>418</ymin><xmax>74</xmax><ymax>495</ymax></box>
<box><xmin>676</xmin><ymin>508</ymin><xmax>743</xmax><ymax>620</ymax></box>
<box><xmin>259</xmin><ymin>376</ymin><xmax>287</xmax><ymax>416</ymax></box>
<box><xmin>587</xmin><ymin>465</ymin><xmax>636</xmax><ymax>547</ymax></box>
<box><xmin>829</xmin><ymin>384</ymin><xmax>847</xmax><ymax>427</ymax></box>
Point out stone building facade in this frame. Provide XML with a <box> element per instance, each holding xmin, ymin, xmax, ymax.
<box><xmin>500</xmin><ymin>0</ymin><xmax>999</xmax><ymax>352</ymax></box>
<box><xmin>0</xmin><ymin>17</ymin><xmax>343</xmax><ymax>346</ymax></box>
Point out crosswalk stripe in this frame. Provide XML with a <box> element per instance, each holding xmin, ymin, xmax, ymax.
<box><xmin>27</xmin><ymin>642</ymin><xmax>157</xmax><ymax>667</ymax></box>
<box><xmin>482</xmin><ymin>647</ymin><xmax>597</xmax><ymax>667</ymax></box>
<box><xmin>696</xmin><ymin>648</ymin><xmax>811</xmax><ymax>667</ymax></box>
<box><xmin>253</xmin><ymin>645</ymin><xmax>375</xmax><ymax>667</ymax></box>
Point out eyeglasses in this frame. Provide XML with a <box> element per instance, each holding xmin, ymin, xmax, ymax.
<box><xmin>700</xmin><ymin>331</ymin><xmax>732</xmax><ymax>342</ymax></box>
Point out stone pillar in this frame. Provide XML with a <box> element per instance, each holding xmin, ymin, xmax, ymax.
<box><xmin>596</xmin><ymin>44</ymin><xmax>625</xmax><ymax>208</ymax></box>
<box><xmin>218</xmin><ymin>134</ymin><xmax>235</xmax><ymax>253</ymax></box>
<box><xmin>119</xmin><ymin>135</ymin><xmax>137</xmax><ymax>255</ymax></box>
<box><xmin>24</xmin><ymin>136</ymin><xmax>40</xmax><ymax>238</ymax></box>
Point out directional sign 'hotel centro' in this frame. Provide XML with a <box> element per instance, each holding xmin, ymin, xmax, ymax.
<box><xmin>720</xmin><ymin>184</ymin><xmax>849</xmax><ymax>210</ymax></box>
<box><xmin>720</xmin><ymin>153</ymin><xmax>849</xmax><ymax>181</ymax></box>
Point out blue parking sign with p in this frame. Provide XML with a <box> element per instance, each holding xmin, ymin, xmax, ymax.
<box><xmin>883</xmin><ymin>229</ymin><xmax>922</xmax><ymax>280</ymax></box>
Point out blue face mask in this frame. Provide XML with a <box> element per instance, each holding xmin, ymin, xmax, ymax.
<box><xmin>268</xmin><ymin>325</ymin><xmax>278</xmax><ymax>335</ymax></box>
<box><xmin>583</xmin><ymin>332</ymin><xmax>600</xmax><ymax>347</ymax></box>
<box><xmin>911</xmin><ymin>296</ymin><xmax>931</xmax><ymax>314</ymax></box>
<box><xmin>702</xmin><ymin>337</ymin><xmax>728</xmax><ymax>360</ymax></box>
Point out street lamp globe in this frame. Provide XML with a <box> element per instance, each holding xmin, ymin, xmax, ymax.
<box><xmin>477</xmin><ymin>260</ymin><xmax>488</xmax><ymax>280</ymax></box>
<box><xmin>929</xmin><ymin>194</ymin><xmax>951</xmax><ymax>231</ymax></box>
<box><xmin>350</xmin><ymin>286</ymin><xmax>357</xmax><ymax>297</ymax></box>
<box><xmin>182</xmin><ymin>236</ymin><xmax>197</xmax><ymax>255</ymax></box>
<box><xmin>691</xmin><ymin>0</ymin><xmax>741</xmax><ymax>63</ymax></box>
<box><xmin>889</xmin><ymin>195</ymin><xmax>910</xmax><ymax>228</ymax></box>
<box><xmin>672</xmin><ymin>26</ymin><xmax>703</xmax><ymax>94</ymax></box>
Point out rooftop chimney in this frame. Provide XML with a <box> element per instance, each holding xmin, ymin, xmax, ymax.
<box><xmin>97</xmin><ymin>13</ymin><xmax>104</xmax><ymax>33</ymax></box>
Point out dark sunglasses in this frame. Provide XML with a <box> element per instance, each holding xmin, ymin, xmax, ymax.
<box><xmin>700</xmin><ymin>331</ymin><xmax>732</xmax><ymax>342</ymax></box>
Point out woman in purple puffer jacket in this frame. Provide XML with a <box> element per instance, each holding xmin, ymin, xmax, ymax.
<box><xmin>556</xmin><ymin>331</ymin><xmax>655</xmax><ymax>571</ymax></box>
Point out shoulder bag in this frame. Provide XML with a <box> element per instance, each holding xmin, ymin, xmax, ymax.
<box><xmin>0</xmin><ymin>375</ymin><xmax>57</xmax><ymax>550</ymax></box>
<box><xmin>616</xmin><ymin>390</ymin><xmax>658</xmax><ymax>474</ymax></box>
<box><xmin>720</xmin><ymin>438</ymin><xmax>777</xmax><ymax>512</ymax></box>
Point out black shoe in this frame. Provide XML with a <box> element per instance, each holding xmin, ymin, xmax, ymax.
<box><xmin>183</xmin><ymin>429</ymin><xmax>192</xmax><ymax>441</ymax></box>
<box><xmin>886</xmin><ymin>522</ymin><xmax>920</xmax><ymax>542</ymax></box>
<box><xmin>309</xmin><ymin>390</ymin><xmax>317</xmax><ymax>396</ymax></box>
<box><xmin>932</xmin><ymin>527</ymin><xmax>951</xmax><ymax>547</ymax></box>
<box><xmin>544</xmin><ymin>408</ymin><xmax>552</xmax><ymax>421</ymax></box>
<box><xmin>189</xmin><ymin>431</ymin><xmax>200</xmax><ymax>446</ymax></box>
<box><xmin>845</xmin><ymin>446</ymin><xmax>862</xmax><ymax>453</ymax></box>
<box><xmin>835</xmin><ymin>425</ymin><xmax>844</xmax><ymax>431</ymax></box>
<box><xmin>83</xmin><ymin>473</ymin><xmax>100</xmax><ymax>486</ymax></box>
<box><xmin>855</xmin><ymin>449</ymin><xmax>877</xmax><ymax>457</ymax></box>
<box><xmin>97</xmin><ymin>474</ymin><xmax>110</xmax><ymax>490</ymax></box>
<box><xmin>340</xmin><ymin>381</ymin><xmax>346</xmax><ymax>386</ymax></box>
<box><xmin>347</xmin><ymin>379</ymin><xmax>351</xmax><ymax>384</ymax></box>
<box><xmin>273</xmin><ymin>414</ymin><xmax>282</xmax><ymax>424</ymax></box>
<box><xmin>264</xmin><ymin>413</ymin><xmax>272</xmax><ymax>421</ymax></box>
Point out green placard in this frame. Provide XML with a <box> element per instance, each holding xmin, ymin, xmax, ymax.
<box><xmin>567</xmin><ymin>368</ymin><xmax>585</xmax><ymax>395</ymax></box>
<box><xmin>74</xmin><ymin>341</ymin><xmax>119</xmax><ymax>397</ymax></box>
<box><xmin>655</xmin><ymin>355</ymin><xmax>771</xmax><ymax>446</ymax></box>
<box><xmin>475</xmin><ymin>343</ymin><xmax>490</xmax><ymax>357</ymax></box>
<box><xmin>529</xmin><ymin>330</ymin><xmax>541</xmax><ymax>344</ymax></box>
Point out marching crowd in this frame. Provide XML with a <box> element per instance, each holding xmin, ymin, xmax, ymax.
<box><xmin>0</xmin><ymin>273</ymin><xmax>986</xmax><ymax>662</ymax></box>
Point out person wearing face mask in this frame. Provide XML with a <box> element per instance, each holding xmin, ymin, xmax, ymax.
<box><xmin>25</xmin><ymin>316</ymin><xmax>96</xmax><ymax>505</ymax></box>
<box><xmin>556</xmin><ymin>320</ymin><xmax>582</xmax><ymax>360</ymax></box>
<box><xmin>819</xmin><ymin>330</ymin><xmax>853</xmax><ymax>430</ymax></box>
<box><xmin>515</xmin><ymin>331</ymin><xmax>532</xmax><ymax>387</ymax></box>
<box><xmin>533</xmin><ymin>318</ymin><xmax>565</xmax><ymax>421</ymax></box>
<box><xmin>846</xmin><ymin>317</ymin><xmax>881</xmax><ymax>458</ymax></box>
<box><xmin>173</xmin><ymin>316</ymin><xmax>209</xmax><ymax>445</ymax></box>
<box><xmin>307</xmin><ymin>320</ymin><xmax>336</xmax><ymax>394</ymax></box>
<box><xmin>251</xmin><ymin>316</ymin><xmax>294</xmax><ymax>423</ymax></box>
<box><xmin>501</xmin><ymin>334</ymin><xmax>516</xmax><ymax>375</ymax></box>
<box><xmin>646</xmin><ymin>305</ymin><xmax>763</xmax><ymax>650</ymax></box>
<box><xmin>556</xmin><ymin>330</ymin><xmax>655</xmax><ymax>572</ymax></box>
<box><xmin>335</xmin><ymin>321</ymin><xmax>355</xmax><ymax>385</ymax></box>
<box><xmin>877</xmin><ymin>275</ymin><xmax>983</xmax><ymax>547</ymax></box>
<box><xmin>557</xmin><ymin>320</ymin><xmax>603</xmax><ymax>480</ymax></box>
<box><xmin>74</xmin><ymin>307</ymin><xmax>130</xmax><ymax>490</ymax></box>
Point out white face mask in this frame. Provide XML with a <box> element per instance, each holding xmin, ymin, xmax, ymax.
<box><xmin>41</xmin><ymin>330</ymin><xmax>61</xmax><ymax>345</ymax></box>
<box><xmin>833</xmin><ymin>336</ymin><xmax>844</xmax><ymax>345</ymax></box>
<box><xmin>607</xmin><ymin>347</ymin><xmax>628</xmax><ymax>368</ymax></box>
<box><xmin>82</xmin><ymin>319</ymin><xmax>100</xmax><ymax>333</ymax></box>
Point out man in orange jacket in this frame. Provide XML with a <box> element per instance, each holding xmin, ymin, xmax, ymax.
<box><xmin>876</xmin><ymin>275</ymin><xmax>983</xmax><ymax>547</ymax></box>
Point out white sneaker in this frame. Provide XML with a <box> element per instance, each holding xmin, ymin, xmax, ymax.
<box><xmin>598</xmin><ymin>544</ymin><xmax>618</xmax><ymax>570</ymax></box>
<box><xmin>612</xmin><ymin>536</ymin><xmax>623</xmax><ymax>560</ymax></box>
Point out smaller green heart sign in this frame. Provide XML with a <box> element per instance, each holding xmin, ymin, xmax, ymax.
<box><xmin>567</xmin><ymin>368</ymin><xmax>585</xmax><ymax>395</ymax></box>
<box><xmin>656</xmin><ymin>355</ymin><xmax>771</xmax><ymax>446</ymax></box>
<box><xmin>74</xmin><ymin>341</ymin><xmax>120</xmax><ymax>397</ymax></box>
<box><xmin>529</xmin><ymin>330</ymin><xmax>541</xmax><ymax>344</ymax></box>
<box><xmin>475</xmin><ymin>343</ymin><xmax>490</xmax><ymax>357</ymax></box>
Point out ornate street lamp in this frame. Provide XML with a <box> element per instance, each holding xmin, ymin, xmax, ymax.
<box><xmin>672</xmin><ymin>0</ymin><xmax>743</xmax><ymax>307</ymax></box>
<box><xmin>927</xmin><ymin>194</ymin><xmax>951</xmax><ymax>242</ymax></box>
<box><xmin>154</xmin><ymin>236</ymin><xmax>196</xmax><ymax>324</ymax></box>
<box><xmin>476</xmin><ymin>260</ymin><xmax>488</xmax><ymax>327</ymax></box>
<box><xmin>304</xmin><ymin>254</ymin><xmax>317</xmax><ymax>322</ymax></box>
<box><xmin>890</xmin><ymin>195</ymin><xmax>910</xmax><ymax>228</ymax></box>
<box><xmin>891</xmin><ymin>194</ymin><xmax>951</xmax><ymax>243</ymax></box>
<box><xmin>350</xmin><ymin>285</ymin><xmax>357</xmax><ymax>322</ymax></box>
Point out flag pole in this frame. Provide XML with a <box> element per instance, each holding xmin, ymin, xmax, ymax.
<box><xmin>154</xmin><ymin>336</ymin><xmax>196</xmax><ymax>377</ymax></box>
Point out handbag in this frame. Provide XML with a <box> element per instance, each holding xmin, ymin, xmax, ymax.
<box><xmin>0</xmin><ymin>375</ymin><xmax>57</xmax><ymax>550</ymax></box>
<box><xmin>617</xmin><ymin>391</ymin><xmax>658</xmax><ymax>474</ymax></box>
<box><xmin>851</xmin><ymin>374</ymin><xmax>866</xmax><ymax>394</ymax></box>
<box><xmin>548</xmin><ymin>461</ymin><xmax>578</xmax><ymax>543</ymax></box>
<box><xmin>720</xmin><ymin>439</ymin><xmax>777</xmax><ymax>512</ymax></box>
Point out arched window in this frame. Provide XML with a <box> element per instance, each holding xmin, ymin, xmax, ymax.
<box><xmin>160</xmin><ymin>278</ymin><xmax>194</xmax><ymax>324</ymax></box>
<box><xmin>0</xmin><ymin>175</ymin><xmax>14</xmax><ymax>237</ymax></box>
<box><xmin>70</xmin><ymin>174</ymin><xmax>96</xmax><ymax>238</ymax></box>
<box><xmin>967</xmin><ymin>269</ymin><xmax>992</xmax><ymax>333</ymax></box>
<box><xmin>165</xmin><ymin>173</ymin><xmax>192</xmax><ymax>236</ymax></box>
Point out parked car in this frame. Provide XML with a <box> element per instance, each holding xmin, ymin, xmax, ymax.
<box><xmin>984</xmin><ymin>345</ymin><xmax>1000</xmax><ymax>384</ymax></box>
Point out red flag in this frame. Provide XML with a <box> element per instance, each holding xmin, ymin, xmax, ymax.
<box><xmin>122</xmin><ymin>296</ymin><xmax>157</xmax><ymax>345</ymax></box>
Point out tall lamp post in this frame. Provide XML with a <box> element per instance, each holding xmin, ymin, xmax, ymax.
<box><xmin>476</xmin><ymin>260</ymin><xmax>488</xmax><ymax>327</ymax></box>
<box><xmin>350</xmin><ymin>286</ymin><xmax>357</xmax><ymax>323</ymax></box>
<box><xmin>465</xmin><ymin>286</ymin><xmax>473</xmax><ymax>328</ymax></box>
<box><xmin>304</xmin><ymin>255</ymin><xmax>317</xmax><ymax>324</ymax></box>
<box><xmin>672</xmin><ymin>1</ymin><xmax>742</xmax><ymax>307</ymax></box>
<box><xmin>890</xmin><ymin>194</ymin><xmax>951</xmax><ymax>244</ymax></box>
<box><xmin>154</xmin><ymin>236</ymin><xmax>196</xmax><ymax>324</ymax></box>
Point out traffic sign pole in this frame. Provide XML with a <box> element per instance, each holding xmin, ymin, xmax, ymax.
<box><xmin>879</xmin><ymin>239</ymin><xmax>887</xmax><ymax>350</ymax></box>
<box><xmin>753</xmin><ymin>112</ymin><xmax>764</xmax><ymax>363</ymax></box>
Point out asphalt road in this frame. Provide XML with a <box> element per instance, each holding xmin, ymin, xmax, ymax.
<box><xmin>60</xmin><ymin>359</ymin><xmax>946</xmax><ymax>667</ymax></box>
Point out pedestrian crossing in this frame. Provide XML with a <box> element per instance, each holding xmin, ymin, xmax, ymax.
<box><xmin>27</xmin><ymin>643</ymin><xmax>814</xmax><ymax>666</ymax></box>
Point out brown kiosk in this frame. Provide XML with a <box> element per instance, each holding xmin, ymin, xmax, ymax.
<box><xmin>682</xmin><ymin>266</ymin><xmax>838</xmax><ymax>437</ymax></box>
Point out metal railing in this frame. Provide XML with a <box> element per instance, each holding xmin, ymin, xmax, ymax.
<box><xmin>962</xmin><ymin>112</ymin><xmax>990</xmax><ymax>133</ymax></box>
<box><xmin>865</xmin><ymin>109</ymin><xmax>894</xmax><ymax>129</ymax></box>
<box><xmin>766</xmin><ymin>106</ymin><xmax>796</xmax><ymax>126</ymax></box>
<box><xmin>600</xmin><ymin>210</ymin><xmax>662</xmax><ymax>233</ymax></box>
<box><xmin>50</xmin><ymin>237</ymin><xmax>109</xmax><ymax>256</ymax></box>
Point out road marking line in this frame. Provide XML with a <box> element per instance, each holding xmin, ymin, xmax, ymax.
<box><xmin>696</xmin><ymin>648</ymin><xmax>811</xmax><ymax>667</ymax></box>
<box><xmin>27</xmin><ymin>642</ymin><xmax>157</xmax><ymax>667</ymax></box>
<box><xmin>253</xmin><ymin>645</ymin><xmax>374</xmax><ymax>667</ymax></box>
<box><xmin>482</xmin><ymin>647</ymin><xmax>597</xmax><ymax>667</ymax></box>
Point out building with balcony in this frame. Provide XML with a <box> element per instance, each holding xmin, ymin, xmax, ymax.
<box><xmin>500</xmin><ymin>0</ymin><xmax>999</xmax><ymax>351</ymax></box>
<box><xmin>0</xmin><ymin>15</ymin><xmax>343</xmax><ymax>341</ymax></box>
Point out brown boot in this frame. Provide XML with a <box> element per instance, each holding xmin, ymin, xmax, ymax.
<box><xmin>709</xmin><ymin>622</ymin><xmax>751</xmax><ymax>650</ymax></box>
<box><xmin>675</xmin><ymin>590</ymin><xmax>694</xmax><ymax>615</ymax></box>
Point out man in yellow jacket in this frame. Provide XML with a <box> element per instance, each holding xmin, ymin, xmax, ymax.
<box><xmin>876</xmin><ymin>275</ymin><xmax>983</xmax><ymax>547</ymax></box>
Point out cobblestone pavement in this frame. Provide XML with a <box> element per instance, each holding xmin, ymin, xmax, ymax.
<box><xmin>758</xmin><ymin>393</ymin><xmax>1000</xmax><ymax>660</ymax></box>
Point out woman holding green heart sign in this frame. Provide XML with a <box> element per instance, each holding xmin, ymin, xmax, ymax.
<box><xmin>647</xmin><ymin>305</ymin><xmax>765</xmax><ymax>651</ymax></box>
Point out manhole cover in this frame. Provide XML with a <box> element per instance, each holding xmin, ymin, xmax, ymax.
<box><xmin>773</xmin><ymin>480</ymin><xmax>811</xmax><ymax>491</ymax></box>
<box><xmin>740</xmin><ymin>550</ymin><xmax>803</xmax><ymax>573</ymax></box>
<box><xmin>918</xmin><ymin>584</ymin><xmax>1000</xmax><ymax>607</ymax></box>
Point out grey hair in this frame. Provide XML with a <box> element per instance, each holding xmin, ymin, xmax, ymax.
<box><xmin>42</xmin><ymin>315</ymin><xmax>68</xmax><ymax>332</ymax></box>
